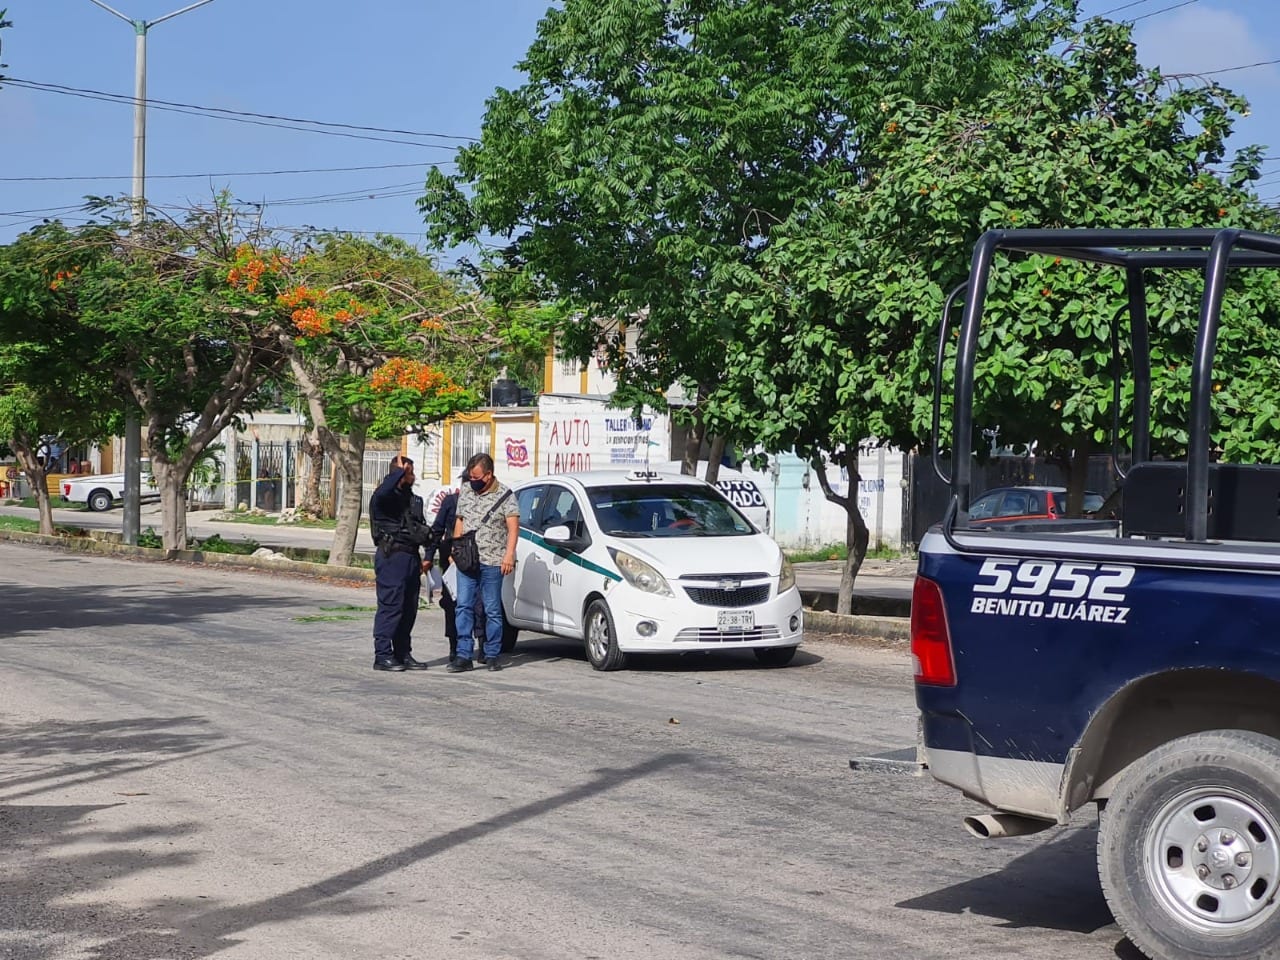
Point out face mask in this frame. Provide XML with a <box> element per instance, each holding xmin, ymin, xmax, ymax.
<box><xmin>469</xmin><ymin>477</ymin><xmax>488</xmax><ymax>493</ymax></box>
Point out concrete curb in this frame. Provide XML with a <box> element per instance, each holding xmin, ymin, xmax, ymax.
<box><xmin>803</xmin><ymin>608</ymin><xmax>909</xmax><ymax>642</ymax></box>
<box><xmin>0</xmin><ymin>528</ymin><xmax>376</xmax><ymax>583</ymax></box>
<box><xmin>0</xmin><ymin>529</ymin><xmax>907</xmax><ymax>637</ymax></box>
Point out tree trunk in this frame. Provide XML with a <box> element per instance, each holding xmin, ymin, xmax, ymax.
<box><xmin>681</xmin><ymin>410</ymin><xmax>705</xmax><ymax>477</ymax></box>
<box><xmin>810</xmin><ymin>446</ymin><xmax>870</xmax><ymax>615</ymax></box>
<box><xmin>1061</xmin><ymin>435</ymin><xmax>1094</xmax><ymax>517</ymax></box>
<box><xmin>328</xmin><ymin>431</ymin><xmax>367</xmax><ymax>567</ymax></box>
<box><xmin>704</xmin><ymin>435</ymin><xmax>726</xmax><ymax>485</ymax></box>
<box><xmin>837</xmin><ymin>447</ymin><xmax>870</xmax><ymax>614</ymax></box>
<box><xmin>150</xmin><ymin>458</ymin><xmax>189</xmax><ymax>553</ymax></box>
<box><xmin>298</xmin><ymin>433</ymin><xmax>327</xmax><ymax>518</ymax></box>
<box><xmin>12</xmin><ymin>441</ymin><xmax>53</xmax><ymax>536</ymax></box>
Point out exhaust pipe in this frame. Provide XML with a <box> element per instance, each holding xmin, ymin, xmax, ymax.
<box><xmin>963</xmin><ymin>813</ymin><xmax>1054</xmax><ymax>839</ymax></box>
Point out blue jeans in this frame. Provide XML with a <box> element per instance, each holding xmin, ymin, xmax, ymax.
<box><xmin>455</xmin><ymin>563</ymin><xmax>504</xmax><ymax>661</ymax></box>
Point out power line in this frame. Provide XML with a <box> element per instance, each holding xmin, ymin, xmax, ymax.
<box><xmin>1095</xmin><ymin>0</ymin><xmax>1159</xmax><ymax>17</ymax></box>
<box><xmin>4</xmin><ymin>77</ymin><xmax>476</xmax><ymax>143</ymax></box>
<box><xmin>4</xmin><ymin>78</ymin><xmax>472</xmax><ymax>149</ymax></box>
<box><xmin>1197</xmin><ymin>58</ymin><xmax>1280</xmax><ymax>78</ymax></box>
<box><xmin>0</xmin><ymin>161</ymin><xmax>452</xmax><ymax>183</ymax></box>
<box><xmin>1129</xmin><ymin>0</ymin><xmax>1200</xmax><ymax>23</ymax></box>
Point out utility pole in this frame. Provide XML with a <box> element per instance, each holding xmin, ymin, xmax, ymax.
<box><xmin>88</xmin><ymin>0</ymin><xmax>215</xmax><ymax>545</ymax></box>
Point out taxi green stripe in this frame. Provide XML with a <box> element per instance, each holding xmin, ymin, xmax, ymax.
<box><xmin>518</xmin><ymin>528</ymin><xmax>623</xmax><ymax>581</ymax></box>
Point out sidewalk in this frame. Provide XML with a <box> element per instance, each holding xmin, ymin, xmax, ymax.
<box><xmin>794</xmin><ymin>558</ymin><xmax>914</xmax><ymax>618</ymax></box>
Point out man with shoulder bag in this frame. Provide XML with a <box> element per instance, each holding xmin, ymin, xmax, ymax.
<box><xmin>427</xmin><ymin>488</ymin><xmax>489</xmax><ymax>664</ymax></box>
<box><xmin>447</xmin><ymin>453</ymin><xmax>520</xmax><ymax>673</ymax></box>
<box><xmin>368</xmin><ymin>455</ymin><xmax>434</xmax><ymax>672</ymax></box>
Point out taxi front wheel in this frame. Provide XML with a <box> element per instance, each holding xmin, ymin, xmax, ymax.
<box><xmin>754</xmin><ymin>646</ymin><xmax>798</xmax><ymax>667</ymax></box>
<box><xmin>584</xmin><ymin>599</ymin><xmax>627</xmax><ymax>671</ymax></box>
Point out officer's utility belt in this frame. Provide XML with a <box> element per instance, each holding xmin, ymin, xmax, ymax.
<box><xmin>386</xmin><ymin>542</ymin><xmax>420</xmax><ymax>555</ymax></box>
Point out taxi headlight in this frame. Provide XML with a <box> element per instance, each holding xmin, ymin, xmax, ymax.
<box><xmin>609</xmin><ymin>549</ymin><xmax>673</xmax><ymax>597</ymax></box>
<box><xmin>778</xmin><ymin>556</ymin><xmax>796</xmax><ymax>593</ymax></box>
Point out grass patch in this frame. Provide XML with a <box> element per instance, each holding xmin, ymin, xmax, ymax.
<box><xmin>320</xmin><ymin>604</ymin><xmax>377</xmax><ymax>612</ymax></box>
<box><xmin>0</xmin><ymin>515</ymin><xmax>39</xmax><ymax>532</ymax></box>
<box><xmin>786</xmin><ymin>543</ymin><xmax>910</xmax><ymax>563</ymax></box>
<box><xmin>8</xmin><ymin>496</ymin><xmax>87</xmax><ymax>511</ymax></box>
<box><xmin>215</xmin><ymin>512</ymin><xmax>337</xmax><ymax>529</ymax></box>
<box><xmin>195</xmin><ymin>533</ymin><xmax>261</xmax><ymax>555</ymax></box>
<box><xmin>293</xmin><ymin>614</ymin><xmax>362</xmax><ymax>623</ymax></box>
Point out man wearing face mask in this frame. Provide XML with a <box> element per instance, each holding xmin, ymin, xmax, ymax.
<box><xmin>447</xmin><ymin>452</ymin><xmax>520</xmax><ymax>672</ymax></box>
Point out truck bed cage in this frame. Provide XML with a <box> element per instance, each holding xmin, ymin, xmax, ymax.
<box><xmin>940</xmin><ymin>228</ymin><xmax>1280</xmax><ymax>543</ymax></box>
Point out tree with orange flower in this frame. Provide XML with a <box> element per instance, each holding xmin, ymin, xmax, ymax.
<box><xmin>247</xmin><ymin>233</ymin><xmax>495</xmax><ymax>566</ymax></box>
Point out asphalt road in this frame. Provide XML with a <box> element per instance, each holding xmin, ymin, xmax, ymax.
<box><xmin>0</xmin><ymin>541</ymin><xmax>1135</xmax><ymax>960</ymax></box>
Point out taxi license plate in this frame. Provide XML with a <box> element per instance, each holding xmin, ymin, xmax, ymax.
<box><xmin>718</xmin><ymin>610</ymin><xmax>754</xmax><ymax>631</ymax></box>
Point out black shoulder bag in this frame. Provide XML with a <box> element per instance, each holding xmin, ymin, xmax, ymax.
<box><xmin>451</xmin><ymin>489</ymin><xmax>512</xmax><ymax>575</ymax></box>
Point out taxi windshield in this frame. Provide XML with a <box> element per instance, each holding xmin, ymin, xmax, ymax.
<box><xmin>588</xmin><ymin>484</ymin><xmax>755</xmax><ymax>537</ymax></box>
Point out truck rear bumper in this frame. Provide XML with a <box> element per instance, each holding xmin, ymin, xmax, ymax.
<box><xmin>922</xmin><ymin>710</ymin><xmax>1066</xmax><ymax>820</ymax></box>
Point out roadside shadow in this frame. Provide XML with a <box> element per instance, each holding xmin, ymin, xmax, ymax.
<box><xmin>896</xmin><ymin>823</ymin><xmax>1116</xmax><ymax>934</ymax></box>
<box><xmin>86</xmin><ymin>751</ymin><xmax>696</xmax><ymax>959</ymax></box>
<box><xmin>0</xmin><ymin>714</ymin><xmax>232</xmax><ymax>803</ymax></box>
<box><xmin>2</xmin><ymin>800</ymin><xmax>207</xmax><ymax>960</ymax></box>
<box><xmin>0</xmin><ymin>582</ymin><xmax>286</xmax><ymax>637</ymax></box>
<box><xmin>1</xmin><ymin>713</ymin><xmax>237</xmax><ymax>960</ymax></box>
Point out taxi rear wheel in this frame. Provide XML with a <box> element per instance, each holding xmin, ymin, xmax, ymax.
<box><xmin>584</xmin><ymin>599</ymin><xmax>626</xmax><ymax>671</ymax></box>
<box><xmin>501</xmin><ymin>621</ymin><xmax>519</xmax><ymax>654</ymax></box>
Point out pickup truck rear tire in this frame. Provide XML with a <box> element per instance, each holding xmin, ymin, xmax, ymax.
<box><xmin>87</xmin><ymin>489</ymin><xmax>115</xmax><ymax>512</ymax></box>
<box><xmin>1098</xmin><ymin>730</ymin><xmax>1280</xmax><ymax>960</ymax></box>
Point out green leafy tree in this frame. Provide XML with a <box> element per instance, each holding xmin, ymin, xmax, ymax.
<box><xmin>0</xmin><ymin>224</ymin><xmax>119</xmax><ymax>533</ymax></box>
<box><xmin>420</xmin><ymin>0</ymin><xmax>1076</xmax><ymax>481</ymax></box>
<box><xmin>710</xmin><ymin>17</ymin><xmax>1276</xmax><ymax>609</ymax></box>
<box><xmin>53</xmin><ymin>205</ymin><xmax>292</xmax><ymax>552</ymax></box>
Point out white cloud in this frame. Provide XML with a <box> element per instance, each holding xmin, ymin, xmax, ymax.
<box><xmin>1135</xmin><ymin>5</ymin><xmax>1280</xmax><ymax>86</ymax></box>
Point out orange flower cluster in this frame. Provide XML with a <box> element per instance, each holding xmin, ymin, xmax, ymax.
<box><xmin>277</xmin><ymin>288</ymin><xmax>374</xmax><ymax>337</ymax></box>
<box><xmin>369</xmin><ymin>358</ymin><xmax>455</xmax><ymax>395</ymax></box>
<box><xmin>278</xmin><ymin>286</ymin><xmax>320</xmax><ymax>309</ymax></box>
<box><xmin>292</xmin><ymin>306</ymin><xmax>328</xmax><ymax>337</ymax></box>
<box><xmin>226</xmin><ymin>245</ymin><xmax>288</xmax><ymax>295</ymax></box>
<box><xmin>419</xmin><ymin>316</ymin><xmax>445</xmax><ymax>331</ymax></box>
<box><xmin>48</xmin><ymin>265</ymin><xmax>81</xmax><ymax>291</ymax></box>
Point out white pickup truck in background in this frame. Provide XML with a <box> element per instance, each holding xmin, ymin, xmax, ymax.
<box><xmin>61</xmin><ymin>463</ymin><xmax>159</xmax><ymax>512</ymax></box>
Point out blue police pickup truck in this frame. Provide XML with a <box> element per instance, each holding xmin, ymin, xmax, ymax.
<box><xmin>916</xmin><ymin>229</ymin><xmax>1280</xmax><ymax>960</ymax></box>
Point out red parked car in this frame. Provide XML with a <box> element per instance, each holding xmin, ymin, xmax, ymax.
<box><xmin>967</xmin><ymin>485</ymin><xmax>1106</xmax><ymax>525</ymax></box>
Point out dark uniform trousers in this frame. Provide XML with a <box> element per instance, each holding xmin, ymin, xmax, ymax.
<box><xmin>373</xmin><ymin>547</ymin><xmax>421</xmax><ymax>662</ymax></box>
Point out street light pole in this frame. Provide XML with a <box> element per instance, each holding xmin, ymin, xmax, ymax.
<box><xmin>87</xmin><ymin>0</ymin><xmax>215</xmax><ymax>544</ymax></box>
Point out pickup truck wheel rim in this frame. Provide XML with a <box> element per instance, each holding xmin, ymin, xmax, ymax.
<box><xmin>1147</xmin><ymin>786</ymin><xmax>1280</xmax><ymax>934</ymax></box>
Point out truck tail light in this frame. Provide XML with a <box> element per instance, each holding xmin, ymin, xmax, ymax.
<box><xmin>911</xmin><ymin>576</ymin><xmax>956</xmax><ymax>687</ymax></box>
<box><xmin>62</xmin><ymin>482</ymin><xmax>70</xmax><ymax>496</ymax></box>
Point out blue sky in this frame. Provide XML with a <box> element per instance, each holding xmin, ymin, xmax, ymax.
<box><xmin>2</xmin><ymin>0</ymin><xmax>1279</xmax><ymax>256</ymax></box>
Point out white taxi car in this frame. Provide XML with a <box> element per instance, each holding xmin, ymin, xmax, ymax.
<box><xmin>501</xmin><ymin>470</ymin><xmax>803</xmax><ymax>670</ymax></box>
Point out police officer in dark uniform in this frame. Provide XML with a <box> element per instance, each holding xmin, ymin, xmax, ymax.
<box><xmin>369</xmin><ymin>455</ymin><xmax>433</xmax><ymax>672</ymax></box>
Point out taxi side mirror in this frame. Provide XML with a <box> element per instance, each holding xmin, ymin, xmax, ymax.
<box><xmin>543</xmin><ymin>524</ymin><xmax>572</xmax><ymax>543</ymax></box>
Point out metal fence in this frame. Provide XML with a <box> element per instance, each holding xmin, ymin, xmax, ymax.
<box><xmin>291</xmin><ymin>446</ymin><xmax>399</xmax><ymax>516</ymax></box>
